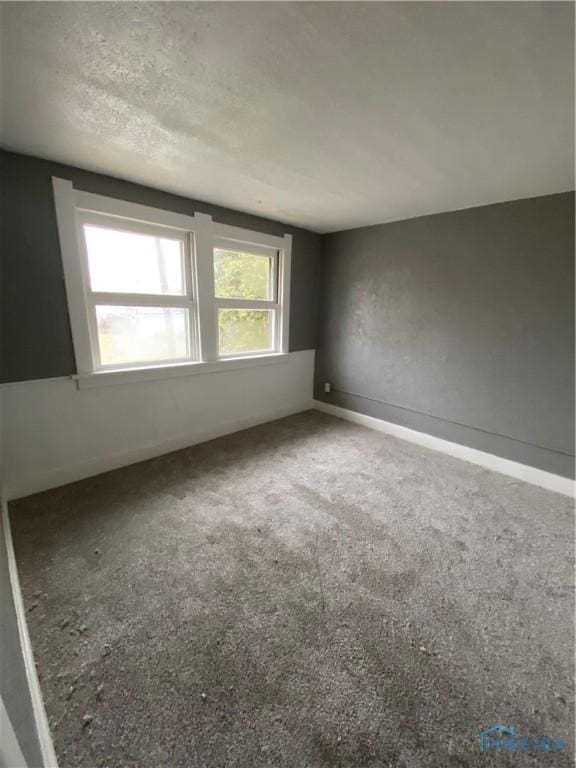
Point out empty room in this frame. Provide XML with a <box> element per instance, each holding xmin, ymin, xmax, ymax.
<box><xmin>0</xmin><ymin>2</ymin><xmax>574</xmax><ymax>767</ymax></box>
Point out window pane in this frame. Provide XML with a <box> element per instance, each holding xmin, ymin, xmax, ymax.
<box><xmin>85</xmin><ymin>225</ymin><xmax>185</xmax><ymax>295</ymax></box>
<box><xmin>96</xmin><ymin>306</ymin><xmax>188</xmax><ymax>366</ymax></box>
<box><xmin>214</xmin><ymin>249</ymin><xmax>272</xmax><ymax>300</ymax></box>
<box><xmin>218</xmin><ymin>309</ymin><xmax>273</xmax><ymax>355</ymax></box>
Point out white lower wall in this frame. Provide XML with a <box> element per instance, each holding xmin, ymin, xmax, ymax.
<box><xmin>1</xmin><ymin>350</ymin><xmax>314</xmax><ymax>500</ymax></box>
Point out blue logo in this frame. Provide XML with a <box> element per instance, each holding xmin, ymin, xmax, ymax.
<box><xmin>479</xmin><ymin>724</ymin><xmax>565</xmax><ymax>753</ymax></box>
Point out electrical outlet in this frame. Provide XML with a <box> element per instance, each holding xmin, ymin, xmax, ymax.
<box><xmin>324</xmin><ymin>382</ymin><xmax>331</xmax><ymax>393</ymax></box>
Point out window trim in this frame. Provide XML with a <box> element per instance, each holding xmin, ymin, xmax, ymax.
<box><xmin>52</xmin><ymin>178</ymin><xmax>292</xmax><ymax>385</ymax></box>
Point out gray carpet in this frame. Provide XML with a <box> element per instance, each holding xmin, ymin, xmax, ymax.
<box><xmin>9</xmin><ymin>411</ymin><xmax>575</xmax><ymax>768</ymax></box>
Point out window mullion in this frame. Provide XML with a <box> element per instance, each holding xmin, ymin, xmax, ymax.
<box><xmin>193</xmin><ymin>212</ymin><xmax>218</xmax><ymax>362</ymax></box>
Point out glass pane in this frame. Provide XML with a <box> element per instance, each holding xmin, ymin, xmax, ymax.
<box><xmin>85</xmin><ymin>225</ymin><xmax>185</xmax><ymax>295</ymax></box>
<box><xmin>96</xmin><ymin>306</ymin><xmax>188</xmax><ymax>366</ymax></box>
<box><xmin>218</xmin><ymin>309</ymin><xmax>273</xmax><ymax>355</ymax></box>
<box><xmin>214</xmin><ymin>249</ymin><xmax>272</xmax><ymax>300</ymax></box>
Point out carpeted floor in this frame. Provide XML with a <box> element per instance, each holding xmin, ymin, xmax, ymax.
<box><xmin>10</xmin><ymin>410</ymin><xmax>575</xmax><ymax>768</ymax></box>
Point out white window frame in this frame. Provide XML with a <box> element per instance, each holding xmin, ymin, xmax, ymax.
<box><xmin>75</xmin><ymin>210</ymin><xmax>198</xmax><ymax>372</ymax></box>
<box><xmin>52</xmin><ymin>178</ymin><xmax>292</xmax><ymax>387</ymax></box>
<box><xmin>212</xmin><ymin>232</ymin><xmax>284</xmax><ymax>359</ymax></box>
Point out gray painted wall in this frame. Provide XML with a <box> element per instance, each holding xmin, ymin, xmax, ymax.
<box><xmin>0</xmin><ymin>150</ymin><xmax>321</xmax><ymax>384</ymax></box>
<box><xmin>0</xmin><ymin>505</ymin><xmax>42</xmax><ymax>767</ymax></box>
<box><xmin>316</xmin><ymin>193</ymin><xmax>575</xmax><ymax>479</ymax></box>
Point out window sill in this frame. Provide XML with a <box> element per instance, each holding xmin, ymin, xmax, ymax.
<box><xmin>73</xmin><ymin>353</ymin><xmax>289</xmax><ymax>390</ymax></box>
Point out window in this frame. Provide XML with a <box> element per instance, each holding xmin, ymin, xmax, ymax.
<box><xmin>213</xmin><ymin>241</ymin><xmax>280</xmax><ymax>357</ymax></box>
<box><xmin>78</xmin><ymin>214</ymin><xmax>195</xmax><ymax>369</ymax></box>
<box><xmin>52</xmin><ymin>179</ymin><xmax>291</xmax><ymax>383</ymax></box>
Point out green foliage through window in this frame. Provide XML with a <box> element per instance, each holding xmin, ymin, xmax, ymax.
<box><xmin>218</xmin><ymin>309</ymin><xmax>272</xmax><ymax>354</ymax></box>
<box><xmin>214</xmin><ymin>249</ymin><xmax>274</xmax><ymax>354</ymax></box>
<box><xmin>214</xmin><ymin>249</ymin><xmax>271</xmax><ymax>300</ymax></box>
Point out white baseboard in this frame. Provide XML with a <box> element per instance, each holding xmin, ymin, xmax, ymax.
<box><xmin>2</xmin><ymin>499</ymin><xmax>59</xmax><ymax>767</ymax></box>
<box><xmin>314</xmin><ymin>400</ymin><xmax>575</xmax><ymax>498</ymax></box>
<box><xmin>8</xmin><ymin>401</ymin><xmax>313</xmax><ymax>500</ymax></box>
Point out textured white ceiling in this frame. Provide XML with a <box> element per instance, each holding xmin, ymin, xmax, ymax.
<box><xmin>0</xmin><ymin>2</ymin><xmax>573</xmax><ymax>233</ymax></box>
